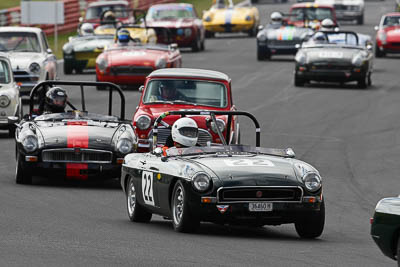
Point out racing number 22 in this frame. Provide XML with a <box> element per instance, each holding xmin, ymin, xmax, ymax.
<box><xmin>142</xmin><ymin>171</ymin><xmax>155</xmax><ymax>206</ymax></box>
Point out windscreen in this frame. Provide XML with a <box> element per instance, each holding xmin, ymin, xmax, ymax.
<box><xmin>291</xmin><ymin>7</ymin><xmax>333</xmax><ymax>22</ymax></box>
<box><xmin>0</xmin><ymin>60</ymin><xmax>11</xmax><ymax>84</ymax></box>
<box><xmin>86</xmin><ymin>5</ymin><xmax>129</xmax><ymax>20</ymax></box>
<box><xmin>383</xmin><ymin>16</ymin><xmax>400</xmax><ymax>27</ymax></box>
<box><xmin>143</xmin><ymin>79</ymin><xmax>228</xmax><ymax>108</ymax></box>
<box><xmin>0</xmin><ymin>32</ymin><xmax>41</xmax><ymax>52</ymax></box>
<box><xmin>307</xmin><ymin>32</ymin><xmax>358</xmax><ymax>46</ymax></box>
<box><xmin>147</xmin><ymin>6</ymin><xmax>196</xmax><ymax>20</ymax></box>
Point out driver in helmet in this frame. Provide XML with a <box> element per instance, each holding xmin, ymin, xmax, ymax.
<box><xmin>39</xmin><ymin>87</ymin><xmax>68</xmax><ymax>114</ymax></box>
<box><xmin>320</xmin><ymin>18</ymin><xmax>337</xmax><ymax>31</ymax></box>
<box><xmin>267</xmin><ymin>12</ymin><xmax>285</xmax><ymax>29</ymax></box>
<box><xmin>102</xmin><ymin>10</ymin><xmax>117</xmax><ymax>25</ymax></box>
<box><xmin>117</xmin><ymin>29</ymin><xmax>131</xmax><ymax>45</ymax></box>
<box><xmin>163</xmin><ymin>117</ymin><xmax>199</xmax><ymax>155</ymax></box>
<box><xmin>158</xmin><ymin>81</ymin><xmax>177</xmax><ymax>101</ymax></box>
<box><xmin>79</xmin><ymin>23</ymin><xmax>94</xmax><ymax>36</ymax></box>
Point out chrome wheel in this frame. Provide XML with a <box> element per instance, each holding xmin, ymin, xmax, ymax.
<box><xmin>127</xmin><ymin>178</ymin><xmax>136</xmax><ymax>216</ymax></box>
<box><xmin>173</xmin><ymin>184</ymin><xmax>184</xmax><ymax>225</ymax></box>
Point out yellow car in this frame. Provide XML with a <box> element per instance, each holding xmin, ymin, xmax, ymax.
<box><xmin>202</xmin><ymin>0</ymin><xmax>260</xmax><ymax>37</ymax></box>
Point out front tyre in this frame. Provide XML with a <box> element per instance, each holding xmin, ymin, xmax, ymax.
<box><xmin>294</xmin><ymin>74</ymin><xmax>305</xmax><ymax>87</ymax></box>
<box><xmin>295</xmin><ymin>200</ymin><xmax>325</xmax><ymax>239</ymax></box>
<box><xmin>205</xmin><ymin>31</ymin><xmax>215</xmax><ymax>38</ymax></box>
<box><xmin>126</xmin><ymin>176</ymin><xmax>152</xmax><ymax>222</ymax></box>
<box><xmin>357</xmin><ymin>74</ymin><xmax>368</xmax><ymax>89</ymax></box>
<box><xmin>375</xmin><ymin>44</ymin><xmax>385</xmax><ymax>58</ymax></box>
<box><xmin>63</xmin><ymin>62</ymin><xmax>73</xmax><ymax>75</ymax></box>
<box><xmin>171</xmin><ymin>180</ymin><xmax>199</xmax><ymax>233</ymax></box>
<box><xmin>15</xmin><ymin>152</ymin><xmax>32</xmax><ymax>185</ymax></box>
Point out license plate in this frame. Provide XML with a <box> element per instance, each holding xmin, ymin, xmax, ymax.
<box><xmin>248</xmin><ymin>202</ymin><xmax>273</xmax><ymax>212</ymax></box>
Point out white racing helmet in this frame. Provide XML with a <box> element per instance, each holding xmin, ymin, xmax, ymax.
<box><xmin>321</xmin><ymin>18</ymin><xmax>336</xmax><ymax>31</ymax></box>
<box><xmin>80</xmin><ymin>23</ymin><xmax>94</xmax><ymax>36</ymax></box>
<box><xmin>171</xmin><ymin>117</ymin><xmax>199</xmax><ymax>147</ymax></box>
<box><xmin>271</xmin><ymin>12</ymin><xmax>283</xmax><ymax>23</ymax></box>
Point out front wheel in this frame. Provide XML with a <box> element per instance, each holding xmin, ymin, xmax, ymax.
<box><xmin>171</xmin><ymin>180</ymin><xmax>199</xmax><ymax>233</ymax></box>
<box><xmin>191</xmin><ymin>37</ymin><xmax>201</xmax><ymax>52</ymax></box>
<box><xmin>126</xmin><ymin>176</ymin><xmax>152</xmax><ymax>222</ymax></box>
<box><xmin>63</xmin><ymin>62</ymin><xmax>73</xmax><ymax>75</ymax></box>
<box><xmin>397</xmin><ymin>235</ymin><xmax>400</xmax><ymax>267</ymax></box>
<box><xmin>357</xmin><ymin>74</ymin><xmax>368</xmax><ymax>89</ymax></box>
<box><xmin>295</xmin><ymin>200</ymin><xmax>325</xmax><ymax>238</ymax></box>
<box><xmin>15</xmin><ymin>152</ymin><xmax>32</xmax><ymax>185</ymax></box>
<box><xmin>294</xmin><ymin>74</ymin><xmax>305</xmax><ymax>87</ymax></box>
<box><xmin>205</xmin><ymin>31</ymin><xmax>215</xmax><ymax>38</ymax></box>
<box><xmin>375</xmin><ymin>44</ymin><xmax>385</xmax><ymax>58</ymax></box>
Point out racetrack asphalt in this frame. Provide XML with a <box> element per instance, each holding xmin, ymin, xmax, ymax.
<box><xmin>0</xmin><ymin>0</ymin><xmax>398</xmax><ymax>266</ymax></box>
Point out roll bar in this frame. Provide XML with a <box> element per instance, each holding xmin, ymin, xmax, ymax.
<box><xmin>152</xmin><ymin>110</ymin><xmax>261</xmax><ymax>151</ymax></box>
<box><xmin>29</xmin><ymin>81</ymin><xmax>125</xmax><ymax>119</ymax></box>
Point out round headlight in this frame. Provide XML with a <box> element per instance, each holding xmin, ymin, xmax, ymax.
<box><xmin>22</xmin><ymin>135</ymin><xmax>38</xmax><ymax>153</ymax></box>
<box><xmin>192</xmin><ymin>172</ymin><xmax>211</xmax><ymax>192</ymax></box>
<box><xmin>0</xmin><ymin>95</ymin><xmax>10</xmax><ymax>108</ymax></box>
<box><xmin>136</xmin><ymin>115</ymin><xmax>151</xmax><ymax>130</ymax></box>
<box><xmin>295</xmin><ymin>52</ymin><xmax>307</xmax><ymax>65</ymax></box>
<box><xmin>63</xmin><ymin>45</ymin><xmax>73</xmax><ymax>54</ymax></box>
<box><xmin>96</xmin><ymin>57</ymin><xmax>108</xmax><ymax>72</ymax></box>
<box><xmin>204</xmin><ymin>16</ymin><xmax>212</xmax><ymax>22</ymax></box>
<box><xmin>245</xmin><ymin>15</ymin><xmax>252</xmax><ymax>21</ymax></box>
<box><xmin>352</xmin><ymin>53</ymin><xmax>364</xmax><ymax>66</ymax></box>
<box><xmin>29</xmin><ymin>63</ymin><xmax>41</xmax><ymax>74</ymax></box>
<box><xmin>303</xmin><ymin>172</ymin><xmax>322</xmax><ymax>192</ymax></box>
<box><xmin>257</xmin><ymin>33</ymin><xmax>267</xmax><ymax>42</ymax></box>
<box><xmin>210</xmin><ymin>119</ymin><xmax>226</xmax><ymax>133</ymax></box>
<box><xmin>184</xmin><ymin>28</ymin><xmax>192</xmax><ymax>37</ymax></box>
<box><xmin>117</xmin><ymin>138</ymin><xmax>133</xmax><ymax>154</ymax></box>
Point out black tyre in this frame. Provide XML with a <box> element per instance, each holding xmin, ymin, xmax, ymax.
<box><xmin>8</xmin><ymin>126</ymin><xmax>15</xmax><ymax>138</ymax></box>
<box><xmin>257</xmin><ymin>46</ymin><xmax>266</xmax><ymax>60</ymax></box>
<box><xmin>200</xmin><ymin>39</ymin><xmax>205</xmax><ymax>51</ymax></box>
<box><xmin>171</xmin><ymin>180</ymin><xmax>199</xmax><ymax>233</ymax></box>
<box><xmin>191</xmin><ymin>37</ymin><xmax>201</xmax><ymax>52</ymax></box>
<box><xmin>375</xmin><ymin>44</ymin><xmax>385</xmax><ymax>58</ymax></box>
<box><xmin>367</xmin><ymin>73</ymin><xmax>372</xmax><ymax>86</ymax></box>
<box><xmin>357</xmin><ymin>14</ymin><xmax>364</xmax><ymax>25</ymax></box>
<box><xmin>295</xmin><ymin>200</ymin><xmax>325</xmax><ymax>238</ymax></box>
<box><xmin>248</xmin><ymin>25</ymin><xmax>257</xmax><ymax>37</ymax></box>
<box><xmin>294</xmin><ymin>74</ymin><xmax>305</xmax><ymax>87</ymax></box>
<box><xmin>357</xmin><ymin>74</ymin><xmax>368</xmax><ymax>89</ymax></box>
<box><xmin>397</xmin><ymin>235</ymin><xmax>400</xmax><ymax>267</ymax></box>
<box><xmin>15</xmin><ymin>152</ymin><xmax>32</xmax><ymax>185</ymax></box>
<box><xmin>63</xmin><ymin>63</ymin><xmax>73</xmax><ymax>75</ymax></box>
<box><xmin>126</xmin><ymin>176</ymin><xmax>152</xmax><ymax>223</ymax></box>
<box><xmin>205</xmin><ymin>31</ymin><xmax>215</xmax><ymax>38</ymax></box>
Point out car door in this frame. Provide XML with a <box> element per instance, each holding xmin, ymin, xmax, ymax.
<box><xmin>139</xmin><ymin>153</ymin><xmax>162</xmax><ymax>212</ymax></box>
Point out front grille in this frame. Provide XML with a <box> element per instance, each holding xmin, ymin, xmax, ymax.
<box><xmin>13</xmin><ymin>70</ymin><xmax>39</xmax><ymax>83</ymax></box>
<box><xmin>110</xmin><ymin>66</ymin><xmax>154</xmax><ymax>76</ymax></box>
<box><xmin>267</xmin><ymin>40</ymin><xmax>299</xmax><ymax>47</ymax></box>
<box><xmin>390</xmin><ymin>42</ymin><xmax>400</xmax><ymax>46</ymax></box>
<box><xmin>310</xmin><ymin>62</ymin><xmax>352</xmax><ymax>71</ymax></box>
<box><xmin>42</xmin><ymin>149</ymin><xmax>112</xmax><ymax>163</ymax></box>
<box><xmin>334</xmin><ymin>4</ymin><xmax>347</xmax><ymax>10</ymax></box>
<box><xmin>218</xmin><ymin>186</ymin><xmax>303</xmax><ymax>203</ymax></box>
<box><xmin>152</xmin><ymin>127</ymin><xmax>212</xmax><ymax>146</ymax></box>
<box><xmin>75</xmin><ymin>51</ymin><xmax>100</xmax><ymax>60</ymax></box>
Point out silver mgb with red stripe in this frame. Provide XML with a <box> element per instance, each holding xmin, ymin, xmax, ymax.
<box><xmin>14</xmin><ymin>81</ymin><xmax>137</xmax><ymax>184</ymax></box>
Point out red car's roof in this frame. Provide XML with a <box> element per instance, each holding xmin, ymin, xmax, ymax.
<box><xmin>291</xmin><ymin>3</ymin><xmax>334</xmax><ymax>8</ymax></box>
<box><xmin>384</xmin><ymin>12</ymin><xmax>400</xmax><ymax>17</ymax></box>
<box><xmin>149</xmin><ymin>3</ymin><xmax>194</xmax><ymax>9</ymax></box>
<box><xmin>148</xmin><ymin>68</ymin><xmax>230</xmax><ymax>82</ymax></box>
<box><xmin>88</xmin><ymin>0</ymin><xmax>129</xmax><ymax>8</ymax></box>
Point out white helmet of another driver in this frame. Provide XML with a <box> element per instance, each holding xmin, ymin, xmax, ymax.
<box><xmin>171</xmin><ymin>117</ymin><xmax>199</xmax><ymax>147</ymax></box>
<box><xmin>80</xmin><ymin>23</ymin><xmax>94</xmax><ymax>36</ymax></box>
<box><xmin>271</xmin><ymin>12</ymin><xmax>283</xmax><ymax>23</ymax></box>
<box><xmin>321</xmin><ymin>18</ymin><xmax>335</xmax><ymax>31</ymax></box>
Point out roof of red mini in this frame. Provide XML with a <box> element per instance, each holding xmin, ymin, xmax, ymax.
<box><xmin>148</xmin><ymin>68</ymin><xmax>230</xmax><ymax>82</ymax></box>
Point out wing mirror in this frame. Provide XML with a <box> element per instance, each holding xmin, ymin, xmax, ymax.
<box><xmin>170</xmin><ymin>43</ymin><xmax>178</xmax><ymax>50</ymax></box>
<box><xmin>295</xmin><ymin>43</ymin><xmax>301</xmax><ymax>49</ymax></box>
<box><xmin>374</xmin><ymin>25</ymin><xmax>379</xmax><ymax>31</ymax></box>
<box><xmin>366</xmin><ymin>44</ymin><xmax>373</xmax><ymax>51</ymax></box>
<box><xmin>8</xmin><ymin>116</ymin><xmax>19</xmax><ymax>125</ymax></box>
<box><xmin>79</xmin><ymin>17</ymin><xmax>83</xmax><ymax>23</ymax></box>
<box><xmin>46</xmin><ymin>48</ymin><xmax>53</xmax><ymax>54</ymax></box>
<box><xmin>138</xmin><ymin>85</ymin><xmax>144</xmax><ymax>92</ymax></box>
<box><xmin>258</xmin><ymin>25</ymin><xmax>264</xmax><ymax>31</ymax></box>
<box><xmin>285</xmin><ymin>148</ymin><xmax>295</xmax><ymax>158</ymax></box>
